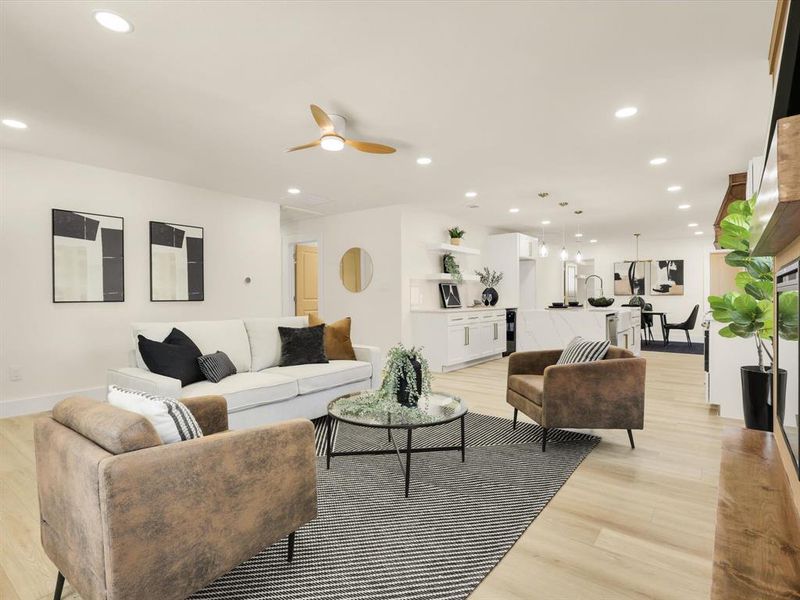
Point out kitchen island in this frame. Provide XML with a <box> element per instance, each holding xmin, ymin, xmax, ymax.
<box><xmin>517</xmin><ymin>306</ymin><xmax>640</xmax><ymax>355</ymax></box>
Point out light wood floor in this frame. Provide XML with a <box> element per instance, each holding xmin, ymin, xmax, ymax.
<box><xmin>1</xmin><ymin>350</ymin><xmax>728</xmax><ymax>600</ymax></box>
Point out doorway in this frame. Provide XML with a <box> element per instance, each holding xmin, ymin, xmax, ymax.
<box><xmin>294</xmin><ymin>243</ymin><xmax>319</xmax><ymax>317</ymax></box>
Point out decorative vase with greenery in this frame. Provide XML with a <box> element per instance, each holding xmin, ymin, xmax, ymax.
<box><xmin>707</xmin><ymin>195</ymin><xmax>789</xmax><ymax>431</ymax></box>
<box><xmin>380</xmin><ymin>344</ymin><xmax>432</xmax><ymax>407</ymax></box>
<box><xmin>448</xmin><ymin>226</ymin><xmax>466</xmax><ymax>246</ymax></box>
<box><xmin>475</xmin><ymin>267</ymin><xmax>503</xmax><ymax>306</ymax></box>
<box><xmin>443</xmin><ymin>252</ymin><xmax>463</xmax><ymax>284</ymax></box>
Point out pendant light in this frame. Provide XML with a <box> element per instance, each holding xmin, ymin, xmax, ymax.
<box><xmin>558</xmin><ymin>201</ymin><xmax>569</xmax><ymax>261</ymax></box>
<box><xmin>574</xmin><ymin>210</ymin><xmax>583</xmax><ymax>263</ymax></box>
<box><xmin>539</xmin><ymin>224</ymin><xmax>549</xmax><ymax>257</ymax></box>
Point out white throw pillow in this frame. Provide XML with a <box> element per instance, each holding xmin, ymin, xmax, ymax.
<box><xmin>556</xmin><ymin>336</ymin><xmax>610</xmax><ymax>365</ymax></box>
<box><xmin>107</xmin><ymin>385</ymin><xmax>203</xmax><ymax>444</ymax></box>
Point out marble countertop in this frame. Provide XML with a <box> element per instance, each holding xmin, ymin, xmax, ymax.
<box><xmin>410</xmin><ymin>306</ymin><xmax>512</xmax><ymax>313</ymax></box>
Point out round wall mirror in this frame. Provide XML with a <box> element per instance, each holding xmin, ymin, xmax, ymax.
<box><xmin>339</xmin><ymin>247</ymin><xmax>374</xmax><ymax>293</ymax></box>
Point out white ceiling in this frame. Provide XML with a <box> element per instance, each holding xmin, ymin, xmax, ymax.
<box><xmin>0</xmin><ymin>1</ymin><xmax>775</xmax><ymax>242</ymax></box>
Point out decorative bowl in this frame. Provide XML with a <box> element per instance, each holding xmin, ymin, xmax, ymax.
<box><xmin>588</xmin><ymin>297</ymin><xmax>615</xmax><ymax>307</ymax></box>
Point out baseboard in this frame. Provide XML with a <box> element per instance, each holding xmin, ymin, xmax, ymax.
<box><xmin>0</xmin><ymin>386</ymin><xmax>106</xmax><ymax>418</ymax></box>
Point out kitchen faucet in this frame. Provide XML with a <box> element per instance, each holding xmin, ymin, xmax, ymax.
<box><xmin>585</xmin><ymin>274</ymin><xmax>604</xmax><ymax>296</ymax></box>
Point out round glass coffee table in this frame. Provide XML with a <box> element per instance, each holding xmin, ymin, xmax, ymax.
<box><xmin>326</xmin><ymin>391</ymin><xmax>468</xmax><ymax>497</ymax></box>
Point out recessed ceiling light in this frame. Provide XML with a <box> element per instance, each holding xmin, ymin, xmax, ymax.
<box><xmin>93</xmin><ymin>11</ymin><xmax>133</xmax><ymax>33</ymax></box>
<box><xmin>465</xmin><ymin>191</ymin><xmax>477</xmax><ymax>198</ymax></box>
<box><xmin>589</xmin><ymin>239</ymin><xmax>598</xmax><ymax>243</ymax></box>
<box><xmin>615</xmin><ymin>106</ymin><xmax>638</xmax><ymax>119</ymax></box>
<box><xmin>541</xmin><ymin>220</ymin><xmax>551</xmax><ymax>225</ymax></box>
<box><xmin>667</xmin><ymin>185</ymin><xmax>682</xmax><ymax>192</ymax></box>
<box><xmin>649</xmin><ymin>157</ymin><xmax>668</xmax><ymax>166</ymax></box>
<box><xmin>574</xmin><ymin>232</ymin><xmax>583</xmax><ymax>238</ymax></box>
<box><xmin>678</xmin><ymin>204</ymin><xmax>691</xmax><ymax>210</ymax></box>
<box><xmin>688</xmin><ymin>223</ymin><xmax>698</xmax><ymax>228</ymax></box>
<box><xmin>287</xmin><ymin>188</ymin><xmax>300</xmax><ymax>195</ymax></box>
<box><xmin>695</xmin><ymin>231</ymin><xmax>704</xmax><ymax>235</ymax></box>
<box><xmin>1</xmin><ymin>118</ymin><xmax>27</xmax><ymax>129</ymax></box>
<box><xmin>509</xmin><ymin>208</ymin><xmax>520</xmax><ymax>214</ymax></box>
<box><xmin>416</xmin><ymin>157</ymin><xmax>432</xmax><ymax>165</ymax></box>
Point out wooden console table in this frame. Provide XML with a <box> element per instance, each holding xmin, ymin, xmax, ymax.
<box><xmin>711</xmin><ymin>427</ymin><xmax>800</xmax><ymax>599</ymax></box>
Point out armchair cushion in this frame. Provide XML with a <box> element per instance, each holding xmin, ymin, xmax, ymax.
<box><xmin>508</xmin><ymin>374</ymin><xmax>544</xmax><ymax>406</ymax></box>
<box><xmin>508</xmin><ymin>349</ymin><xmax>562</xmax><ymax>376</ymax></box>
<box><xmin>52</xmin><ymin>396</ymin><xmax>162</xmax><ymax>455</ymax></box>
<box><xmin>108</xmin><ymin>386</ymin><xmax>203</xmax><ymax>444</ymax></box>
<box><xmin>556</xmin><ymin>336</ymin><xmax>610</xmax><ymax>365</ymax></box>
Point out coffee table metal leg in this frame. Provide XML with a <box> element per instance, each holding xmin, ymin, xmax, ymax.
<box><xmin>404</xmin><ymin>428</ymin><xmax>412</xmax><ymax>498</ymax></box>
<box><xmin>326</xmin><ymin>416</ymin><xmax>332</xmax><ymax>470</ymax></box>
<box><xmin>460</xmin><ymin>414</ymin><xmax>466</xmax><ymax>462</ymax></box>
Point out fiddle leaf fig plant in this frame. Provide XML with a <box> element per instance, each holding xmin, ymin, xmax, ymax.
<box><xmin>707</xmin><ymin>195</ymin><xmax>777</xmax><ymax>371</ymax></box>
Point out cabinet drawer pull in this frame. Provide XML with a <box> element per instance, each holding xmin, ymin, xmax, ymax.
<box><xmin>464</xmin><ymin>326</ymin><xmax>469</xmax><ymax>346</ymax></box>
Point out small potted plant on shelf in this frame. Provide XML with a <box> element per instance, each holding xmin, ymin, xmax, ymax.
<box><xmin>448</xmin><ymin>226</ymin><xmax>466</xmax><ymax>246</ymax></box>
<box><xmin>475</xmin><ymin>267</ymin><xmax>503</xmax><ymax>306</ymax></box>
<box><xmin>443</xmin><ymin>252</ymin><xmax>463</xmax><ymax>284</ymax></box>
<box><xmin>381</xmin><ymin>344</ymin><xmax>432</xmax><ymax>407</ymax></box>
<box><xmin>707</xmin><ymin>195</ymin><xmax>792</xmax><ymax>431</ymax></box>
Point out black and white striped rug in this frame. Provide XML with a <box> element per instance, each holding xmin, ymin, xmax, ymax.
<box><xmin>191</xmin><ymin>413</ymin><xmax>599</xmax><ymax>600</ymax></box>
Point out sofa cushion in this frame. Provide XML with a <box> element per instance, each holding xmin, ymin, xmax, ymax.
<box><xmin>133</xmin><ymin>320</ymin><xmax>252</xmax><ymax>373</ymax></box>
<box><xmin>180</xmin><ymin>372</ymin><xmax>298</xmax><ymax>413</ymax></box>
<box><xmin>279</xmin><ymin>324</ymin><xmax>328</xmax><ymax>367</ymax></box>
<box><xmin>308</xmin><ymin>315</ymin><xmax>357</xmax><ymax>360</ymax></box>
<box><xmin>52</xmin><ymin>396</ymin><xmax>162</xmax><ymax>454</ymax></box>
<box><xmin>263</xmin><ymin>360</ymin><xmax>372</xmax><ymax>395</ymax></box>
<box><xmin>137</xmin><ymin>328</ymin><xmax>205</xmax><ymax>386</ymax></box>
<box><xmin>508</xmin><ymin>374</ymin><xmax>544</xmax><ymax>406</ymax></box>
<box><xmin>244</xmin><ymin>316</ymin><xmax>308</xmax><ymax>371</ymax></box>
<box><xmin>198</xmin><ymin>351</ymin><xmax>237</xmax><ymax>383</ymax></box>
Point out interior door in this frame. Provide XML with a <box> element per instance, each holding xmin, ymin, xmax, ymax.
<box><xmin>295</xmin><ymin>244</ymin><xmax>319</xmax><ymax>317</ymax></box>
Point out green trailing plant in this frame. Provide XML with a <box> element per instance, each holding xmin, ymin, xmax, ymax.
<box><xmin>443</xmin><ymin>252</ymin><xmax>463</xmax><ymax>284</ymax></box>
<box><xmin>707</xmin><ymin>195</ymin><xmax>794</xmax><ymax>371</ymax></box>
<box><xmin>380</xmin><ymin>343</ymin><xmax>432</xmax><ymax>404</ymax></box>
<box><xmin>448</xmin><ymin>226</ymin><xmax>466</xmax><ymax>239</ymax></box>
<box><xmin>333</xmin><ymin>390</ymin><xmax>434</xmax><ymax>423</ymax></box>
<box><xmin>475</xmin><ymin>267</ymin><xmax>503</xmax><ymax>288</ymax></box>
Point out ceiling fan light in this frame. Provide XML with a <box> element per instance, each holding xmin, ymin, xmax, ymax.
<box><xmin>320</xmin><ymin>135</ymin><xmax>345</xmax><ymax>152</ymax></box>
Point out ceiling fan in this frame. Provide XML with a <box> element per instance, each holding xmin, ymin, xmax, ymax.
<box><xmin>287</xmin><ymin>104</ymin><xmax>396</xmax><ymax>154</ymax></box>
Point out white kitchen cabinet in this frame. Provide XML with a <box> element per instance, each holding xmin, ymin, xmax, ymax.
<box><xmin>411</xmin><ymin>308</ymin><xmax>506</xmax><ymax>372</ymax></box>
<box><xmin>487</xmin><ymin>233</ymin><xmax>537</xmax><ymax>310</ymax></box>
<box><xmin>518</xmin><ymin>234</ymin><xmax>537</xmax><ymax>260</ymax></box>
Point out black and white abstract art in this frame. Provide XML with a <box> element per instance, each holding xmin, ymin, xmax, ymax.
<box><xmin>613</xmin><ymin>260</ymin><xmax>650</xmax><ymax>296</ymax></box>
<box><xmin>439</xmin><ymin>282</ymin><xmax>462</xmax><ymax>308</ymax></box>
<box><xmin>652</xmin><ymin>259</ymin><xmax>685</xmax><ymax>295</ymax></box>
<box><xmin>52</xmin><ymin>209</ymin><xmax>124</xmax><ymax>303</ymax></box>
<box><xmin>150</xmin><ymin>221</ymin><xmax>204</xmax><ymax>301</ymax></box>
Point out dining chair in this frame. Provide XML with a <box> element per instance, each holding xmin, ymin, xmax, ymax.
<box><xmin>642</xmin><ymin>302</ymin><xmax>654</xmax><ymax>343</ymax></box>
<box><xmin>664</xmin><ymin>304</ymin><xmax>700</xmax><ymax>348</ymax></box>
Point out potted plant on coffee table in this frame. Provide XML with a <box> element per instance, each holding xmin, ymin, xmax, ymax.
<box><xmin>381</xmin><ymin>344</ymin><xmax>432</xmax><ymax>407</ymax></box>
<box><xmin>708</xmin><ymin>195</ymin><xmax>789</xmax><ymax>431</ymax></box>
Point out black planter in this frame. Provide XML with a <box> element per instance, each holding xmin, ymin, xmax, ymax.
<box><xmin>482</xmin><ymin>287</ymin><xmax>499</xmax><ymax>306</ymax></box>
<box><xmin>741</xmin><ymin>366</ymin><xmax>788</xmax><ymax>431</ymax></box>
<box><xmin>397</xmin><ymin>358</ymin><xmax>423</xmax><ymax>407</ymax></box>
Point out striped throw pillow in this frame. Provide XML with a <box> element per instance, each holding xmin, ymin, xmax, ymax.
<box><xmin>197</xmin><ymin>351</ymin><xmax>237</xmax><ymax>383</ymax></box>
<box><xmin>107</xmin><ymin>385</ymin><xmax>203</xmax><ymax>444</ymax></box>
<box><xmin>556</xmin><ymin>337</ymin><xmax>610</xmax><ymax>365</ymax></box>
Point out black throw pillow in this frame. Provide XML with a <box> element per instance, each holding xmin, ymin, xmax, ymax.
<box><xmin>138</xmin><ymin>328</ymin><xmax>205</xmax><ymax>387</ymax></box>
<box><xmin>278</xmin><ymin>324</ymin><xmax>328</xmax><ymax>367</ymax></box>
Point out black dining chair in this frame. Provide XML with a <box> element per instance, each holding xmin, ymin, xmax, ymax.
<box><xmin>641</xmin><ymin>302</ymin><xmax>654</xmax><ymax>344</ymax></box>
<box><xmin>664</xmin><ymin>304</ymin><xmax>700</xmax><ymax>348</ymax></box>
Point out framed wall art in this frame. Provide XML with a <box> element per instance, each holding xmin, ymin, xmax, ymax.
<box><xmin>150</xmin><ymin>221</ymin><xmax>204</xmax><ymax>301</ymax></box>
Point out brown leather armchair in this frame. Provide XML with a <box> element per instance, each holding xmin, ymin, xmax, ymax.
<box><xmin>507</xmin><ymin>347</ymin><xmax>646</xmax><ymax>451</ymax></box>
<box><xmin>34</xmin><ymin>395</ymin><xmax>317</xmax><ymax>600</ymax></box>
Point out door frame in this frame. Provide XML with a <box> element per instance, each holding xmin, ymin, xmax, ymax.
<box><xmin>282</xmin><ymin>233</ymin><xmax>323</xmax><ymax>317</ymax></box>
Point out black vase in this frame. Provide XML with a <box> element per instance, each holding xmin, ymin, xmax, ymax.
<box><xmin>397</xmin><ymin>358</ymin><xmax>423</xmax><ymax>407</ymax></box>
<box><xmin>741</xmin><ymin>366</ymin><xmax>787</xmax><ymax>431</ymax></box>
<box><xmin>482</xmin><ymin>287</ymin><xmax>499</xmax><ymax>306</ymax></box>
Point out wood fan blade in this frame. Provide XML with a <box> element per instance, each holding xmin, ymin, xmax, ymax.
<box><xmin>310</xmin><ymin>104</ymin><xmax>335</xmax><ymax>133</ymax></box>
<box><xmin>286</xmin><ymin>140</ymin><xmax>321</xmax><ymax>152</ymax></box>
<box><xmin>345</xmin><ymin>139</ymin><xmax>396</xmax><ymax>154</ymax></box>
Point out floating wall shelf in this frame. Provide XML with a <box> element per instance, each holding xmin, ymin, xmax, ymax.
<box><xmin>427</xmin><ymin>243</ymin><xmax>481</xmax><ymax>256</ymax></box>
<box><xmin>419</xmin><ymin>273</ymin><xmax>480</xmax><ymax>282</ymax></box>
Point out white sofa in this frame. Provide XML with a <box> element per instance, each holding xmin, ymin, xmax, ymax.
<box><xmin>107</xmin><ymin>317</ymin><xmax>381</xmax><ymax>429</ymax></box>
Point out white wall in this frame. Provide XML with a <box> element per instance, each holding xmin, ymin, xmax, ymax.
<box><xmin>0</xmin><ymin>150</ymin><xmax>282</xmax><ymax>415</ymax></box>
<box><xmin>535</xmin><ymin>236</ymin><xmax>713</xmax><ymax>342</ymax></box>
<box><xmin>281</xmin><ymin>205</ymin><xmax>404</xmax><ymax>358</ymax></box>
